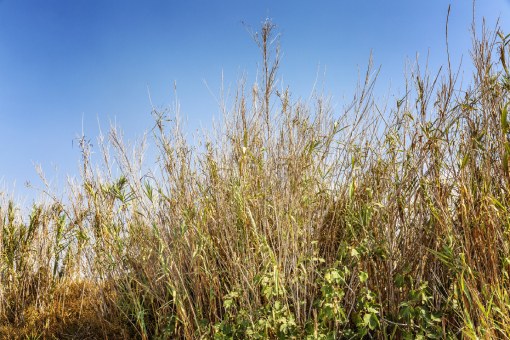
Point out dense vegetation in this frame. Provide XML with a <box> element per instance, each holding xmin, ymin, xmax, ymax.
<box><xmin>2</xmin><ymin>19</ymin><xmax>510</xmax><ymax>339</ymax></box>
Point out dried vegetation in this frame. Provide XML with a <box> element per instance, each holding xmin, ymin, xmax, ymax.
<box><xmin>2</xmin><ymin>18</ymin><xmax>510</xmax><ymax>339</ymax></box>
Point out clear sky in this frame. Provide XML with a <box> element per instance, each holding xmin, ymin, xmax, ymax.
<box><xmin>1</xmin><ymin>1</ymin><xmax>510</xmax><ymax>202</ymax></box>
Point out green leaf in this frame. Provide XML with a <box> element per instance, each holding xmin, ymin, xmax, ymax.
<box><xmin>363</xmin><ymin>312</ymin><xmax>380</xmax><ymax>330</ymax></box>
<box><xmin>349</xmin><ymin>180</ymin><xmax>356</xmax><ymax>200</ymax></box>
<box><xmin>350</xmin><ymin>247</ymin><xmax>359</xmax><ymax>259</ymax></box>
<box><xmin>430</xmin><ymin>312</ymin><xmax>442</xmax><ymax>323</ymax></box>
<box><xmin>501</xmin><ymin>103</ymin><xmax>509</xmax><ymax>133</ymax></box>
<box><xmin>460</xmin><ymin>153</ymin><xmax>469</xmax><ymax>169</ymax></box>
<box><xmin>399</xmin><ymin>305</ymin><xmax>412</xmax><ymax>320</ymax></box>
<box><xmin>359</xmin><ymin>271</ymin><xmax>368</xmax><ymax>283</ymax></box>
<box><xmin>395</xmin><ymin>274</ymin><xmax>405</xmax><ymax>288</ymax></box>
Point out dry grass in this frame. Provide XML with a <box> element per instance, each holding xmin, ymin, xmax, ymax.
<box><xmin>2</xmin><ymin>18</ymin><xmax>510</xmax><ymax>339</ymax></box>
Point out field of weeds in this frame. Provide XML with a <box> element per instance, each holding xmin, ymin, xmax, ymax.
<box><xmin>2</xmin><ymin>19</ymin><xmax>510</xmax><ymax>339</ymax></box>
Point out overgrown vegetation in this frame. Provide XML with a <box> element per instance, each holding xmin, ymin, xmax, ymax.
<box><xmin>2</xmin><ymin>17</ymin><xmax>510</xmax><ymax>339</ymax></box>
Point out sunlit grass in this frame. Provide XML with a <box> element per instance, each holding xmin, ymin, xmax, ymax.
<box><xmin>2</xmin><ymin>19</ymin><xmax>510</xmax><ymax>339</ymax></box>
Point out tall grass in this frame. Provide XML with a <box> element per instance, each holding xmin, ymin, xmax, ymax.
<box><xmin>2</xmin><ymin>18</ymin><xmax>510</xmax><ymax>339</ymax></box>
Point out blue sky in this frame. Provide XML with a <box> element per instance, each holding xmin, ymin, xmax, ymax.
<box><xmin>1</xmin><ymin>1</ymin><xmax>510</xmax><ymax>201</ymax></box>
